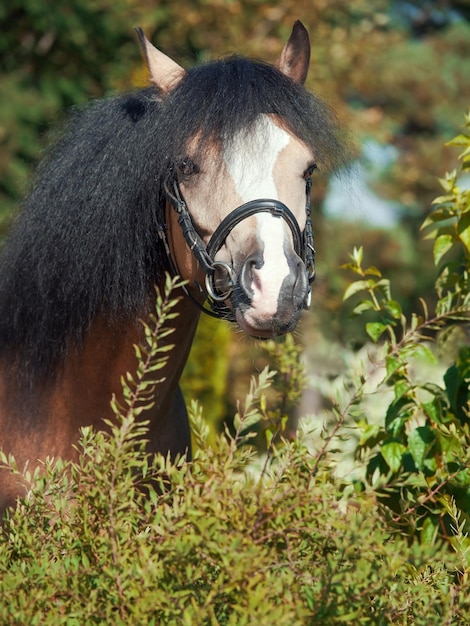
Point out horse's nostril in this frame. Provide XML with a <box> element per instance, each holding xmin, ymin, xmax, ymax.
<box><xmin>240</xmin><ymin>253</ymin><xmax>263</xmax><ymax>298</ymax></box>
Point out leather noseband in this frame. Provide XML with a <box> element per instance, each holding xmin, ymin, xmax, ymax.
<box><xmin>160</xmin><ymin>177</ymin><xmax>316</xmax><ymax>320</ymax></box>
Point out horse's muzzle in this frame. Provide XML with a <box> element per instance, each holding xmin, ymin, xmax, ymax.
<box><xmin>164</xmin><ymin>179</ymin><xmax>315</xmax><ymax>325</ymax></box>
<box><xmin>230</xmin><ymin>251</ymin><xmax>308</xmax><ymax>337</ymax></box>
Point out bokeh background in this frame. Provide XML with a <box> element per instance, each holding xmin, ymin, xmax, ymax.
<box><xmin>1</xmin><ymin>0</ymin><xmax>469</xmax><ymax>435</ymax></box>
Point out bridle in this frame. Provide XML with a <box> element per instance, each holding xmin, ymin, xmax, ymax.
<box><xmin>159</xmin><ymin>176</ymin><xmax>316</xmax><ymax>320</ymax></box>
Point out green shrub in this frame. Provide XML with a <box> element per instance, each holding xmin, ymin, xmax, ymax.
<box><xmin>1</xmin><ymin>371</ymin><xmax>468</xmax><ymax>624</ymax></box>
<box><xmin>341</xmin><ymin>114</ymin><xmax>470</xmax><ymax>552</ymax></box>
<box><xmin>0</xmin><ymin>273</ymin><xmax>468</xmax><ymax>624</ymax></box>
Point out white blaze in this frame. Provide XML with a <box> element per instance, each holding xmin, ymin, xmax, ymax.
<box><xmin>224</xmin><ymin>116</ymin><xmax>292</xmax><ymax>316</ymax></box>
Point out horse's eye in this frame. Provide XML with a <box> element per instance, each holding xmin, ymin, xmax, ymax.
<box><xmin>303</xmin><ymin>163</ymin><xmax>318</xmax><ymax>180</ymax></box>
<box><xmin>177</xmin><ymin>157</ymin><xmax>199</xmax><ymax>180</ymax></box>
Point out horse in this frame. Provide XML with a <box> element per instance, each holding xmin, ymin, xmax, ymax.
<box><xmin>0</xmin><ymin>21</ymin><xmax>347</xmax><ymax>513</ymax></box>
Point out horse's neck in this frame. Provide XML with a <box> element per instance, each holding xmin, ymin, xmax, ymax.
<box><xmin>5</xmin><ymin>287</ymin><xmax>201</xmax><ymax>461</ymax></box>
<box><xmin>59</xmin><ymin>289</ymin><xmax>201</xmax><ymax>429</ymax></box>
<box><xmin>0</xmin><ymin>287</ymin><xmax>200</xmax><ymax>510</ymax></box>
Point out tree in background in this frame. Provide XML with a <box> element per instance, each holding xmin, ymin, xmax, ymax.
<box><xmin>2</xmin><ymin>1</ymin><xmax>469</xmax><ymax>221</ymax></box>
<box><xmin>1</xmin><ymin>0</ymin><xmax>469</xmax><ymax>430</ymax></box>
<box><xmin>1</xmin><ymin>1</ymin><xmax>136</xmax><ymax>218</ymax></box>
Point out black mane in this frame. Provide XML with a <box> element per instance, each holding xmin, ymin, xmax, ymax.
<box><xmin>0</xmin><ymin>55</ymin><xmax>348</xmax><ymax>386</ymax></box>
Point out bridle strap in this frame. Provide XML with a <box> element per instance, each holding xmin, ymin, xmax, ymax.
<box><xmin>207</xmin><ymin>199</ymin><xmax>303</xmax><ymax>259</ymax></box>
<box><xmin>303</xmin><ymin>176</ymin><xmax>316</xmax><ymax>286</ymax></box>
<box><xmin>156</xmin><ymin>216</ymin><xmax>223</xmax><ymax>319</ymax></box>
<box><xmin>164</xmin><ymin>180</ymin><xmax>215</xmax><ymax>275</ymax></box>
<box><xmin>162</xmin><ymin>177</ymin><xmax>315</xmax><ymax>318</ymax></box>
<box><xmin>161</xmin><ymin>181</ymin><xmax>232</xmax><ymax>318</ymax></box>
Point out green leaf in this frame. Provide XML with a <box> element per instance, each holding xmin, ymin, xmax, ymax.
<box><xmin>386</xmin><ymin>300</ymin><xmax>402</xmax><ymax>320</ymax></box>
<box><xmin>343</xmin><ymin>279</ymin><xmax>375</xmax><ymax>301</ymax></box>
<box><xmin>457</xmin><ymin>213</ymin><xmax>470</xmax><ymax>253</ymax></box>
<box><xmin>422</xmin><ymin>400</ymin><xmax>442</xmax><ymax>424</ymax></box>
<box><xmin>366</xmin><ymin>322</ymin><xmax>387</xmax><ymax>342</ymax></box>
<box><xmin>393</xmin><ymin>381</ymin><xmax>411</xmax><ymax>402</ymax></box>
<box><xmin>408</xmin><ymin>427</ymin><xmax>436</xmax><ymax>470</ymax></box>
<box><xmin>433</xmin><ymin>233</ymin><xmax>454</xmax><ymax>265</ymax></box>
<box><xmin>351</xmin><ymin>300</ymin><xmax>375</xmax><ymax>315</ymax></box>
<box><xmin>381</xmin><ymin>441</ymin><xmax>406</xmax><ymax>473</ymax></box>
<box><xmin>420</xmin><ymin>516</ymin><xmax>439</xmax><ymax>545</ymax></box>
<box><xmin>447</xmin><ymin>133</ymin><xmax>470</xmax><ymax>147</ymax></box>
<box><xmin>385</xmin><ymin>355</ymin><xmax>402</xmax><ymax>378</ymax></box>
<box><xmin>357</xmin><ymin>421</ymin><xmax>384</xmax><ymax>448</ymax></box>
<box><xmin>407</xmin><ymin>343</ymin><xmax>437</xmax><ymax>364</ymax></box>
<box><xmin>421</xmin><ymin>207</ymin><xmax>454</xmax><ymax>229</ymax></box>
<box><xmin>364</xmin><ymin>265</ymin><xmax>382</xmax><ymax>277</ymax></box>
<box><xmin>437</xmin><ymin>170</ymin><xmax>458</xmax><ymax>191</ymax></box>
<box><xmin>352</xmin><ymin>245</ymin><xmax>363</xmax><ymax>265</ymax></box>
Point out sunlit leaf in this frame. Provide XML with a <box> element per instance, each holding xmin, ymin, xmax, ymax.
<box><xmin>420</xmin><ymin>516</ymin><xmax>439</xmax><ymax>545</ymax></box>
<box><xmin>457</xmin><ymin>213</ymin><xmax>470</xmax><ymax>253</ymax></box>
<box><xmin>351</xmin><ymin>300</ymin><xmax>375</xmax><ymax>315</ymax></box>
<box><xmin>386</xmin><ymin>300</ymin><xmax>402</xmax><ymax>320</ymax></box>
<box><xmin>433</xmin><ymin>233</ymin><xmax>454</xmax><ymax>265</ymax></box>
<box><xmin>408</xmin><ymin>426</ymin><xmax>436</xmax><ymax>470</ymax></box>
<box><xmin>366</xmin><ymin>322</ymin><xmax>387</xmax><ymax>342</ymax></box>
<box><xmin>447</xmin><ymin>134</ymin><xmax>470</xmax><ymax>147</ymax></box>
<box><xmin>343</xmin><ymin>279</ymin><xmax>375</xmax><ymax>301</ymax></box>
<box><xmin>385</xmin><ymin>355</ymin><xmax>402</xmax><ymax>377</ymax></box>
<box><xmin>421</xmin><ymin>207</ymin><xmax>455</xmax><ymax>229</ymax></box>
<box><xmin>364</xmin><ymin>266</ymin><xmax>382</xmax><ymax>277</ymax></box>
<box><xmin>408</xmin><ymin>343</ymin><xmax>437</xmax><ymax>364</ymax></box>
<box><xmin>381</xmin><ymin>441</ymin><xmax>406</xmax><ymax>473</ymax></box>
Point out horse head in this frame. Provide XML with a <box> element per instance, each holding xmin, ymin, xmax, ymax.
<box><xmin>138</xmin><ymin>23</ymin><xmax>317</xmax><ymax>338</ymax></box>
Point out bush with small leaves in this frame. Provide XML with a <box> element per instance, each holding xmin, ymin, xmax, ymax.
<box><xmin>342</xmin><ymin>115</ymin><xmax>470</xmax><ymax>553</ymax></box>
<box><xmin>0</xmin><ymin>268</ymin><xmax>468</xmax><ymax>624</ymax></box>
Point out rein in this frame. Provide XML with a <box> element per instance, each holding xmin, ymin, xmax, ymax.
<box><xmin>160</xmin><ymin>177</ymin><xmax>316</xmax><ymax>320</ymax></box>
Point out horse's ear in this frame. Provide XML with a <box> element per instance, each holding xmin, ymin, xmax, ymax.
<box><xmin>276</xmin><ymin>21</ymin><xmax>311</xmax><ymax>85</ymax></box>
<box><xmin>135</xmin><ymin>27</ymin><xmax>185</xmax><ymax>92</ymax></box>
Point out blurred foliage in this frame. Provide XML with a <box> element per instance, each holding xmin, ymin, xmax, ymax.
<box><xmin>2</xmin><ymin>0</ymin><xmax>469</xmax><ymax>219</ymax></box>
<box><xmin>180</xmin><ymin>315</ymin><xmax>232</xmax><ymax>446</ymax></box>
<box><xmin>1</xmin><ymin>1</ymin><xmax>470</xmax><ymax>433</ymax></box>
<box><xmin>0</xmin><ymin>0</ymin><xmax>147</xmax><ymax>221</ymax></box>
